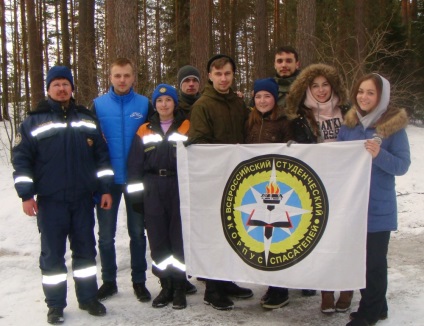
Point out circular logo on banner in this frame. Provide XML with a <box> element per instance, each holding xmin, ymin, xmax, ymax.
<box><xmin>220</xmin><ymin>154</ymin><xmax>329</xmax><ymax>271</ymax></box>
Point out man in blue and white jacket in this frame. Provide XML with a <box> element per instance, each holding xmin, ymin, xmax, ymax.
<box><xmin>92</xmin><ymin>58</ymin><xmax>153</xmax><ymax>303</ymax></box>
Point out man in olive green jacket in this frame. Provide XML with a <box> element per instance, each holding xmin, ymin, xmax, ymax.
<box><xmin>188</xmin><ymin>55</ymin><xmax>252</xmax><ymax>311</ymax></box>
<box><xmin>189</xmin><ymin>55</ymin><xmax>249</xmax><ymax>145</ymax></box>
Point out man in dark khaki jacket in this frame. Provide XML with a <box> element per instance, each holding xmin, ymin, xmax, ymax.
<box><xmin>188</xmin><ymin>54</ymin><xmax>252</xmax><ymax>310</ymax></box>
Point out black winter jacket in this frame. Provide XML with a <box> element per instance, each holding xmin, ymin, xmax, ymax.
<box><xmin>12</xmin><ymin>98</ymin><xmax>113</xmax><ymax>201</ymax></box>
<box><xmin>127</xmin><ymin>110</ymin><xmax>190</xmax><ymax>185</ymax></box>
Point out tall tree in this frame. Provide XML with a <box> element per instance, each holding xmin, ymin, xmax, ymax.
<box><xmin>295</xmin><ymin>0</ymin><xmax>316</xmax><ymax>67</ymax></box>
<box><xmin>112</xmin><ymin>0</ymin><xmax>138</xmax><ymax>62</ymax></box>
<box><xmin>138</xmin><ymin>0</ymin><xmax>150</xmax><ymax>94</ymax></box>
<box><xmin>190</xmin><ymin>0</ymin><xmax>211</xmax><ymax>88</ymax></box>
<box><xmin>0</xmin><ymin>0</ymin><xmax>9</xmax><ymax>120</ymax></box>
<box><xmin>20</xmin><ymin>0</ymin><xmax>30</xmax><ymax>112</ymax></box>
<box><xmin>106</xmin><ymin>0</ymin><xmax>139</xmax><ymax>85</ymax></box>
<box><xmin>175</xmin><ymin>0</ymin><xmax>190</xmax><ymax>68</ymax></box>
<box><xmin>254</xmin><ymin>0</ymin><xmax>267</xmax><ymax>79</ymax></box>
<box><xmin>78</xmin><ymin>0</ymin><xmax>97</xmax><ymax>105</ymax></box>
<box><xmin>25</xmin><ymin>0</ymin><xmax>44</xmax><ymax>108</ymax></box>
<box><xmin>354</xmin><ymin>0</ymin><xmax>366</xmax><ymax>74</ymax></box>
<box><xmin>154</xmin><ymin>0</ymin><xmax>161</xmax><ymax>84</ymax></box>
<box><xmin>60</xmin><ymin>0</ymin><xmax>71</xmax><ymax>67</ymax></box>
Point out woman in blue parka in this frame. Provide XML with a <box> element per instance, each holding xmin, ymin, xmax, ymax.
<box><xmin>338</xmin><ymin>73</ymin><xmax>410</xmax><ymax>326</ymax></box>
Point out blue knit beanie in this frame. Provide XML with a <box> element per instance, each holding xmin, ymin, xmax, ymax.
<box><xmin>254</xmin><ymin>78</ymin><xmax>278</xmax><ymax>103</ymax></box>
<box><xmin>152</xmin><ymin>84</ymin><xmax>178</xmax><ymax>108</ymax></box>
<box><xmin>46</xmin><ymin>66</ymin><xmax>74</xmax><ymax>90</ymax></box>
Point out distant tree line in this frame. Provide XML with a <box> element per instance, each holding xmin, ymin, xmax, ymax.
<box><xmin>0</xmin><ymin>0</ymin><xmax>423</xmax><ymax>133</ymax></box>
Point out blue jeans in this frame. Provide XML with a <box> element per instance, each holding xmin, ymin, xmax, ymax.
<box><xmin>97</xmin><ymin>183</ymin><xmax>147</xmax><ymax>283</ymax></box>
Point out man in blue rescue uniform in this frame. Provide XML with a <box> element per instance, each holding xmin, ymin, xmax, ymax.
<box><xmin>12</xmin><ymin>66</ymin><xmax>114</xmax><ymax>325</ymax></box>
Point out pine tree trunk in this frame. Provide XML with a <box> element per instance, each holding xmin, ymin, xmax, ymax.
<box><xmin>295</xmin><ymin>0</ymin><xmax>316</xmax><ymax>68</ymax></box>
<box><xmin>190</xmin><ymin>0</ymin><xmax>210</xmax><ymax>89</ymax></box>
<box><xmin>25</xmin><ymin>0</ymin><xmax>44</xmax><ymax>109</ymax></box>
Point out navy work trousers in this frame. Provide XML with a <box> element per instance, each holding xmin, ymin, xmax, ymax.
<box><xmin>144</xmin><ymin>174</ymin><xmax>185</xmax><ymax>280</ymax></box>
<box><xmin>37</xmin><ymin>195</ymin><xmax>98</xmax><ymax>308</ymax></box>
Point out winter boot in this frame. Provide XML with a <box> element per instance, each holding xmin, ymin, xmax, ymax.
<box><xmin>204</xmin><ymin>280</ymin><xmax>234</xmax><ymax>310</ymax></box>
<box><xmin>133</xmin><ymin>282</ymin><xmax>151</xmax><ymax>302</ymax></box>
<box><xmin>336</xmin><ymin>290</ymin><xmax>354</xmax><ymax>312</ymax></box>
<box><xmin>152</xmin><ymin>278</ymin><xmax>173</xmax><ymax>308</ymax></box>
<box><xmin>79</xmin><ymin>299</ymin><xmax>106</xmax><ymax>316</ymax></box>
<box><xmin>173</xmin><ymin>279</ymin><xmax>187</xmax><ymax>309</ymax></box>
<box><xmin>321</xmin><ymin>291</ymin><xmax>336</xmax><ymax>314</ymax></box>
<box><xmin>261</xmin><ymin>287</ymin><xmax>289</xmax><ymax>309</ymax></box>
<box><xmin>97</xmin><ymin>281</ymin><xmax>118</xmax><ymax>301</ymax></box>
<box><xmin>185</xmin><ymin>280</ymin><xmax>197</xmax><ymax>294</ymax></box>
<box><xmin>350</xmin><ymin>311</ymin><xmax>388</xmax><ymax>321</ymax></box>
<box><xmin>220</xmin><ymin>281</ymin><xmax>253</xmax><ymax>299</ymax></box>
<box><xmin>47</xmin><ymin>307</ymin><xmax>64</xmax><ymax>325</ymax></box>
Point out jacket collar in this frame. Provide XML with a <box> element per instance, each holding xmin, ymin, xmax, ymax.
<box><xmin>344</xmin><ymin>106</ymin><xmax>408</xmax><ymax>138</ymax></box>
<box><xmin>108</xmin><ymin>86</ymin><xmax>135</xmax><ymax>103</ymax></box>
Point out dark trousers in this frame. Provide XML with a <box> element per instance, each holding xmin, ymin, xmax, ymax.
<box><xmin>37</xmin><ymin>196</ymin><xmax>98</xmax><ymax>308</ymax></box>
<box><xmin>97</xmin><ymin>183</ymin><xmax>147</xmax><ymax>283</ymax></box>
<box><xmin>357</xmin><ymin>231</ymin><xmax>391</xmax><ymax>323</ymax></box>
<box><xmin>144</xmin><ymin>175</ymin><xmax>185</xmax><ymax>280</ymax></box>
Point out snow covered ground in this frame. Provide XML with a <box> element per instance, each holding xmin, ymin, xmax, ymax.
<box><xmin>0</xmin><ymin>124</ymin><xmax>423</xmax><ymax>326</ymax></box>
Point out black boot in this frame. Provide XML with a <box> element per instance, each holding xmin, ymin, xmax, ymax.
<box><xmin>78</xmin><ymin>299</ymin><xmax>106</xmax><ymax>316</ymax></box>
<box><xmin>173</xmin><ymin>279</ymin><xmax>187</xmax><ymax>309</ymax></box>
<box><xmin>97</xmin><ymin>281</ymin><xmax>118</xmax><ymax>301</ymax></box>
<box><xmin>152</xmin><ymin>278</ymin><xmax>173</xmax><ymax>308</ymax></box>
<box><xmin>185</xmin><ymin>280</ymin><xmax>197</xmax><ymax>294</ymax></box>
<box><xmin>204</xmin><ymin>280</ymin><xmax>234</xmax><ymax>310</ymax></box>
<box><xmin>133</xmin><ymin>282</ymin><xmax>151</xmax><ymax>302</ymax></box>
<box><xmin>47</xmin><ymin>307</ymin><xmax>64</xmax><ymax>324</ymax></box>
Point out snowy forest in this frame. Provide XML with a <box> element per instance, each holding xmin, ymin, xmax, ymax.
<box><xmin>0</xmin><ymin>0</ymin><xmax>423</xmax><ymax>145</ymax></box>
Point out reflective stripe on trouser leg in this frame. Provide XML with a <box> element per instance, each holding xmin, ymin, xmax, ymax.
<box><xmin>74</xmin><ymin>274</ymin><xmax>98</xmax><ymax>304</ymax></box>
<box><xmin>42</xmin><ymin>280</ymin><xmax>68</xmax><ymax>308</ymax></box>
<box><xmin>144</xmin><ymin>175</ymin><xmax>185</xmax><ymax>280</ymax></box>
<box><xmin>37</xmin><ymin>198</ymin><xmax>69</xmax><ymax>308</ymax></box>
<box><xmin>68</xmin><ymin>196</ymin><xmax>98</xmax><ymax>303</ymax></box>
<box><xmin>73</xmin><ymin>264</ymin><xmax>98</xmax><ymax>305</ymax></box>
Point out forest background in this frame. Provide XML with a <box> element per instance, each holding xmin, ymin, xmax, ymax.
<box><xmin>0</xmin><ymin>0</ymin><xmax>423</xmax><ymax>158</ymax></box>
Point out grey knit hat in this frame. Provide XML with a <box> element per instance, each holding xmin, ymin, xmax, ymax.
<box><xmin>177</xmin><ymin>65</ymin><xmax>200</xmax><ymax>90</ymax></box>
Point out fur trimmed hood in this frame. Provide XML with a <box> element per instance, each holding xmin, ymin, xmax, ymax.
<box><xmin>285</xmin><ymin>63</ymin><xmax>349</xmax><ymax>120</ymax></box>
<box><xmin>343</xmin><ymin>106</ymin><xmax>409</xmax><ymax>138</ymax></box>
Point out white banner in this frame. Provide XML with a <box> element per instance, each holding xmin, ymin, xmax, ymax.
<box><xmin>177</xmin><ymin>141</ymin><xmax>371</xmax><ymax>290</ymax></box>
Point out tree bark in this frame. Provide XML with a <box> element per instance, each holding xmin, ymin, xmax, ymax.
<box><xmin>0</xmin><ymin>0</ymin><xmax>9</xmax><ymax>120</ymax></box>
<box><xmin>354</xmin><ymin>0</ymin><xmax>366</xmax><ymax>74</ymax></box>
<box><xmin>25</xmin><ymin>0</ymin><xmax>44</xmax><ymax>109</ymax></box>
<box><xmin>61</xmin><ymin>0</ymin><xmax>70</xmax><ymax>67</ymax></box>
<box><xmin>77</xmin><ymin>0</ymin><xmax>98</xmax><ymax>106</ymax></box>
<box><xmin>190</xmin><ymin>0</ymin><xmax>210</xmax><ymax>89</ymax></box>
<box><xmin>296</xmin><ymin>0</ymin><xmax>316</xmax><ymax>67</ymax></box>
<box><xmin>254</xmin><ymin>0</ymin><xmax>267</xmax><ymax>79</ymax></box>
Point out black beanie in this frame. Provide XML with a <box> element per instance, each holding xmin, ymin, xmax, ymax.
<box><xmin>206</xmin><ymin>54</ymin><xmax>236</xmax><ymax>73</ymax></box>
<box><xmin>46</xmin><ymin>66</ymin><xmax>74</xmax><ymax>91</ymax></box>
<box><xmin>177</xmin><ymin>65</ymin><xmax>200</xmax><ymax>89</ymax></box>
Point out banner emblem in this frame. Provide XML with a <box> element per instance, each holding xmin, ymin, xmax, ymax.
<box><xmin>221</xmin><ymin>154</ymin><xmax>329</xmax><ymax>271</ymax></box>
